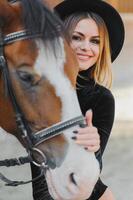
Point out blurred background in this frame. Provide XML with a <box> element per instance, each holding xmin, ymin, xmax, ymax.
<box><xmin>0</xmin><ymin>0</ymin><xmax>133</xmax><ymax>200</ymax></box>
<box><xmin>102</xmin><ymin>1</ymin><xmax>133</xmax><ymax>199</ymax></box>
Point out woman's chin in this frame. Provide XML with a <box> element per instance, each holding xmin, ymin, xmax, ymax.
<box><xmin>78</xmin><ymin>59</ymin><xmax>92</xmax><ymax>71</ymax></box>
<box><xmin>79</xmin><ymin>65</ymin><xmax>91</xmax><ymax>71</ymax></box>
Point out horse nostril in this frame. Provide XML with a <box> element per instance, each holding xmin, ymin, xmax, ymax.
<box><xmin>70</xmin><ymin>173</ymin><xmax>77</xmax><ymax>186</ymax></box>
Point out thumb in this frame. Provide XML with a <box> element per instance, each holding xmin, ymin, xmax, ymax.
<box><xmin>85</xmin><ymin>109</ymin><xmax>93</xmax><ymax>127</ymax></box>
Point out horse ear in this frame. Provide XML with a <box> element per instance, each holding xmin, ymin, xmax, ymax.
<box><xmin>0</xmin><ymin>0</ymin><xmax>14</xmax><ymax>29</ymax></box>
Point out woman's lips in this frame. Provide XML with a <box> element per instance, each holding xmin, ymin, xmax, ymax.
<box><xmin>77</xmin><ymin>53</ymin><xmax>92</xmax><ymax>61</ymax></box>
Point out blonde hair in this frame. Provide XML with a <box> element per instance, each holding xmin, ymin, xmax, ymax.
<box><xmin>64</xmin><ymin>12</ymin><xmax>112</xmax><ymax>88</ymax></box>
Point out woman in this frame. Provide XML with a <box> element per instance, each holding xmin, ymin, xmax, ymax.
<box><xmin>31</xmin><ymin>0</ymin><xmax>125</xmax><ymax>199</ymax></box>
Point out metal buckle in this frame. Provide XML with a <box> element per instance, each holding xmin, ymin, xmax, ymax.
<box><xmin>31</xmin><ymin>148</ymin><xmax>48</xmax><ymax>168</ymax></box>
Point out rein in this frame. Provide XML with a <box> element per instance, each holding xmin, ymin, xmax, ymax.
<box><xmin>0</xmin><ymin>29</ymin><xmax>85</xmax><ymax>186</ymax></box>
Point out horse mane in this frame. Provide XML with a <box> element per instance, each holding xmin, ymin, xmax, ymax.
<box><xmin>20</xmin><ymin>0</ymin><xmax>64</xmax><ymax>50</ymax></box>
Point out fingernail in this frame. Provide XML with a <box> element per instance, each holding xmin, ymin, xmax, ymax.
<box><xmin>73</xmin><ymin>130</ymin><xmax>78</xmax><ymax>134</ymax></box>
<box><xmin>71</xmin><ymin>136</ymin><xmax>77</xmax><ymax>140</ymax></box>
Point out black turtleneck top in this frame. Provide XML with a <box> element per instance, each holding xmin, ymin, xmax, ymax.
<box><xmin>31</xmin><ymin>68</ymin><xmax>115</xmax><ymax>200</ymax></box>
<box><xmin>76</xmin><ymin>68</ymin><xmax>115</xmax><ymax>199</ymax></box>
<box><xmin>77</xmin><ymin>68</ymin><xmax>115</xmax><ymax>158</ymax></box>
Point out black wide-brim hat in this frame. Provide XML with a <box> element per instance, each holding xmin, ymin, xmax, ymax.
<box><xmin>55</xmin><ymin>0</ymin><xmax>125</xmax><ymax>62</ymax></box>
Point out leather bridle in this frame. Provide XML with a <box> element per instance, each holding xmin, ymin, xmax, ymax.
<box><xmin>0</xmin><ymin>29</ymin><xmax>85</xmax><ymax>186</ymax></box>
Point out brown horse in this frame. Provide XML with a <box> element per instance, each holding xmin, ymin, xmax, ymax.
<box><xmin>0</xmin><ymin>0</ymin><xmax>100</xmax><ymax>199</ymax></box>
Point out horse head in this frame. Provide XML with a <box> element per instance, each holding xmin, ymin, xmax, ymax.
<box><xmin>0</xmin><ymin>0</ymin><xmax>100</xmax><ymax>199</ymax></box>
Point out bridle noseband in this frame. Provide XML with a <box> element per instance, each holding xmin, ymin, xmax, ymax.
<box><xmin>0</xmin><ymin>29</ymin><xmax>85</xmax><ymax>186</ymax></box>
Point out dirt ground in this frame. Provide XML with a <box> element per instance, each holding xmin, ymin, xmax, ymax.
<box><xmin>102</xmin><ymin>136</ymin><xmax>133</xmax><ymax>200</ymax></box>
<box><xmin>0</xmin><ymin>14</ymin><xmax>133</xmax><ymax>200</ymax></box>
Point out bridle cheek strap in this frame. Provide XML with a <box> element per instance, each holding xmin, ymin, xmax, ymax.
<box><xmin>0</xmin><ymin>31</ymin><xmax>35</xmax><ymax>150</ymax></box>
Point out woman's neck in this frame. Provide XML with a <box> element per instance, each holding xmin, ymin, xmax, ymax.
<box><xmin>78</xmin><ymin>66</ymin><xmax>94</xmax><ymax>79</ymax></box>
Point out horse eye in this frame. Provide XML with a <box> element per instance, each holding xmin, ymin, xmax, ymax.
<box><xmin>17</xmin><ymin>70</ymin><xmax>42</xmax><ymax>88</ymax></box>
<box><xmin>17</xmin><ymin>71</ymin><xmax>34</xmax><ymax>83</ymax></box>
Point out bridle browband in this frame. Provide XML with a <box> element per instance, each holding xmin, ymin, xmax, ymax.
<box><xmin>0</xmin><ymin>29</ymin><xmax>85</xmax><ymax>186</ymax></box>
<box><xmin>3</xmin><ymin>30</ymin><xmax>42</xmax><ymax>45</ymax></box>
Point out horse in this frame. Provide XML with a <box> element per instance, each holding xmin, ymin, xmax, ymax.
<box><xmin>0</xmin><ymin>0</ymin><xmax>100</xmax><ymax>199</ymax></box>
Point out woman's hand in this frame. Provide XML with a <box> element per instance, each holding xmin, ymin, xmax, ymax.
<box><xmin>72</xmin><ymin>110</ymin><xmax>100</xmax><ymax>152</ymax></box>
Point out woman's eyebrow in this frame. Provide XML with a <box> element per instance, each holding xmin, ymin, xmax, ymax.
<box><xmin>92</xmin><ymin>36</ymin><xmax>100</xmax><ymax>38</ymax></box>
<box><xmin>73</xmin><ymin>32</ymin><xmax>100</xmax><ymax>38</ymax></box>
<box><xmin>73</xmin><ymin>31</ymin><xmax>84</xmax><ymax>36</ymax></box>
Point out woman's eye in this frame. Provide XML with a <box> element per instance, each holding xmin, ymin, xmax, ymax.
<box><xmin>91</xmin><ymin>39</ymin><xmax>100</xmax><ymax>45</ymax></box>
<box><xmin>72</xmin><ymin>35</ymin><xmax>81</xmax><ymax>41</ymax></box>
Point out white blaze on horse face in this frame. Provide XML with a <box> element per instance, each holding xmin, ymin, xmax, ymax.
<box><xmin>34</xmin><ymin>39</ymin><xmax>100</xmax><ymax>200</ymax></box>
<box><xmin>34</xmin><ymin>38</ymin><xmax>82</xmax><ymax>121</ymax></box>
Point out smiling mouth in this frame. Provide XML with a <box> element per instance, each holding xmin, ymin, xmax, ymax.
<box><xmin>77</xmin><ymin>54</ymin><xmax>92</xmax><ymax>61</ymax></box>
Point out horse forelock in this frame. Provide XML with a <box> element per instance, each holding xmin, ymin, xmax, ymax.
<box><xmin>11</xmin><ymin>0</ymin><xmax>65</xmax><ymax>67</ymax></box>
<box><xmin>21</xmin><ymin>0</ymin><xmax>63</xmax><ymax>42</ymax></box>
<box><xmin>0</xmin><ymin>0</ymin><xmax>64</xmax><ymax>47</ymax></box>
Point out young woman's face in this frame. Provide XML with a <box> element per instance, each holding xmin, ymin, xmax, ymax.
<box><xmin>70</xmin><ymin>18</ymin><xmax>100</xmax><ymax>71</ymax></box>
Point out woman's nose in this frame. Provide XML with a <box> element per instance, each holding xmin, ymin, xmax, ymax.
<box><xmin>80</xmin><ymin>41</ymin><xmax>91</xmax><ymax>51</ymax></box>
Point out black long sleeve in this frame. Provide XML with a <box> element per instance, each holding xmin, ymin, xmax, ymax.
<box><xmin>77</xmin><ymin>69</ymin><xmax>115</xmax><ymax>200</ymax></box>
<box><xmin>76</xmin><ymin>74</ymin><xmax>115</xmax><ymax>166</ymax></box>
